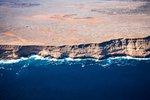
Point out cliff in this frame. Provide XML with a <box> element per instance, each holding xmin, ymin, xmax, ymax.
<box><xmin>0</xmin><ymin>36</ymin><xmax>150</xmax><ymax>60</ymax></box>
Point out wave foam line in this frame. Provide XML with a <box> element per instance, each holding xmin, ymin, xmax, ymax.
<box><xmin>0</xmin><ymin>55</ymin><xmax>150</xmax><ymax>64</ymax></box>
<box><xmin>0</xmin><ymin>57</ymin><xmax>28</xmax><ymax>64</ymax></box>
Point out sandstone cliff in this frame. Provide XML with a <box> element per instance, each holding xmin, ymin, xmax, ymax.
<box><xmin>0</xmin><ymin>36</ymin><xmax>150</xmax><ymax>60</ymax></box>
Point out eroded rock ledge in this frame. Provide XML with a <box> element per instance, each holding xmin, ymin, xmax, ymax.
<box><xmin>0</xmin><ymin>36</ymin><xmax>150</xmax><ymax>60</ymax></box>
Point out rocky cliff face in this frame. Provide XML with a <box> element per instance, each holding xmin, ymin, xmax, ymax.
<box><xmin>0</xmin><ymin>36</ymin><xmax>150</xmax><ymax>60</ymax></box>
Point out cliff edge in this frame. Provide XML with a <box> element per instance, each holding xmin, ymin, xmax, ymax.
<box><xmin>0</xmin><ymin>36</ymin><xmax>149</xmax><ymax>60</ymax></box>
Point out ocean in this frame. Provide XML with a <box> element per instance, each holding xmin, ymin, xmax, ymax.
<box><xmin>0</xmin><ymin>55</ymin><xmax>150</xmax><ymax>100</ymax></box>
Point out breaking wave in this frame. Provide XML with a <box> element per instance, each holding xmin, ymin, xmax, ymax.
<box><xmin>0</xmin><ymin>55</ymin><xmax>150</xmax><ymax>65</ymax></box>
<box><xmin>0</xmin><ymin>55</ymin><xmax>150</xmax><ymax>64</ymax></box>
<box><xmin>0</xmin><ymin>55</ymin><xmax>150</xmax><ymax>75</ymax></box>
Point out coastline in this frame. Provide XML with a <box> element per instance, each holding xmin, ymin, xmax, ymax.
<box><xmin>0</xmin><ymin>36</ymin><xmax>149</xmax><ymax>60</ymax></box>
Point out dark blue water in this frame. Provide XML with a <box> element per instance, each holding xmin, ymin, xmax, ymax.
<box><xmin>0</xmin><ymin>56</ymin><xmax>150</xmax><ymax>100</ymax></box>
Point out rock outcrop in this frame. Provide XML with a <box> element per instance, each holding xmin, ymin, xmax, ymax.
<box><xmin>0</xmin><ymin>36</ymin><xmax>150</xmax><ymax>60</ymax></box>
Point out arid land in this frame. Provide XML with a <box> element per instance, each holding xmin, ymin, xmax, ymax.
<box><xmin>0</xmin><ymin>0</ymin><xmax>150</xmax><ymax>46</ymax></box>
<box><xmin>0</xmin><ymin>0</ymin><xmax>150</xmax><ymax>59</ymax></box>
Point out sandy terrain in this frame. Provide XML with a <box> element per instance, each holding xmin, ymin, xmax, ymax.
<box><xmin>0</xmin><ymin>0</ymin><xmax>150</xmax><ymax>46</ymax></box>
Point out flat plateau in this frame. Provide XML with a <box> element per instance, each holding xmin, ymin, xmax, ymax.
<box><xmin>0</xmin><ymin>0</ymin><xmax>150</xmax><ymax>59</ymax></box>
<box><xmin>0</xmin><ymin>0</ymin><xmax>150</xmax><ymax>46</ymax></box>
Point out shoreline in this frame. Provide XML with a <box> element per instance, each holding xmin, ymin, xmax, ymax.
<box><xmin>0</xmin><ymin>36</ymin><xmax>149</xmax><ymax>60</ymax></box>
<box><xmin>0</xmin><ymin>55</ymin><xmax>150</xmax><ymax>65</ymax></box>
